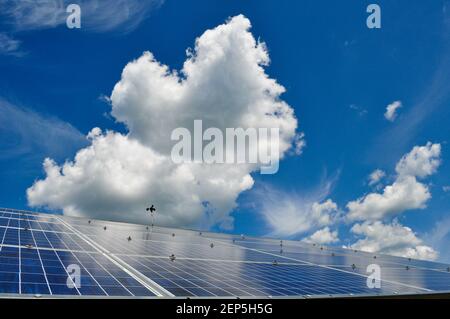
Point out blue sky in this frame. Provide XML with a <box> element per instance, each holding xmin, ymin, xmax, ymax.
<box><xmin>1</xmin><ymin>1</ymin><xmax>450</xmax><ymax>262</ymax></box>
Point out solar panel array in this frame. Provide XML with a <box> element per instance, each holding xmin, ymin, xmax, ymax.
<box><xmin>1</xmin><ymin>207</ymin><xmax>450</xmax><ymax>298</ymax></box>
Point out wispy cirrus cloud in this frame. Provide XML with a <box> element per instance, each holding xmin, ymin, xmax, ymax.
<box><xmin>0</xmin><ymin>33</ymin><xmax>24</xmax><ymax>57</ymax></box>
<box><xmin>349</xmin><ymin>104</ymin><xmax>367</xmax><ymax>116</ymax></box>
<box><xmin>373</xmin><ymin>81</ymin><xmax>448</xmax><ymax>164</ymax></box>
<box><xmin>368</xmin><ymin>8</ymin><xmax>450</xmax><ymax>164</ymax></box>
<box><xmin>0</xmin><ymin>98</ymin><xmax>86</xmax><ymax>161</ymax></box>
<box><xmin>424</xmin><ymin>216</ymin><xmax>450</xmax><ymax>263</ymax></box>
<box><xmin>251</xmin><ymin>172</ymin><xmax>341</xmax><ymax>238</ymax></box>
<box><xmin>0</xmin><ymin>0</ymin><xmax>164</xmax><ymax>33</ymax></box>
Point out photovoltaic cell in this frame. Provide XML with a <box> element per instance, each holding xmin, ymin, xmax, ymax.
<box><xmin>0</xmin><ymin>209</ymin><xmax>156</xmax><ymax>297</ymax></box>
<box><xmin>117</xmin><ymin>256</ymin><xmax>427</xmax><ymax>297</ymax></box>
<box><xmin>1</xmin><ymin>207</ymin><xmax>450</xmax><ymax>298</ymax></box>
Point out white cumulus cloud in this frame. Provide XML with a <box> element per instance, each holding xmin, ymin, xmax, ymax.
<box><xmin>110</xmin><ymin>15</ymin><xmax>298</xmax><ymax>156</ymax></box>
<box><xmin>347</xmin><ymin>176</ymin><xmax>431</xmax><ymax>221</ymax></box>
<box><xmin>395</xmin><ymin>142</ymin><xmax>441</xmax><ymax>178</ymax></box>
<box><xmin>27</xmin><ymin>129</ymin><xmax>254</xmax><ymax>228</ymax></box>
<box><xmin>384</xmin><ymin>100</ymin><xmax>402</xmax><ymax>121</ymax></box>
<box><xmin>347</xmin><ymin>142</ymin><xmax>440</xmax><ymax>221</ymax></box>
<box><xmin>348</xmin><ymin>221</ymin><xmax>438</xmax><ymax>260</ymax></box>
<box><xmin>302</xmin><ymin>227</ymin><xmax>339</xmax><ymax>245</ymax></box>
<box><xmin>27</xmin><ymin>15</ymin><xmax>302</xmax><ymax>229</ymax></box>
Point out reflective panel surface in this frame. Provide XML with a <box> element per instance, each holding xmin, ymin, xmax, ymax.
<box><xmin>1</xmin><ymin>208</ymin><xmax>450</xmax><ymax>298</ymax></box>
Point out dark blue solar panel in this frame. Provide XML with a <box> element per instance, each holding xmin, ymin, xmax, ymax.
<box><xmin>116</xmin><ymin>256</ymin><xmax>424</xmax><ymax>297</ymax></box>
<box><xmin>0</xmin><ymin>209</ymin><xmax>157</xmax><ymax>297</ymax></box>
<box><xmin>1</xmin><ymin>207</ymin><xmax>450</xmax><ymax>298</ymax></box>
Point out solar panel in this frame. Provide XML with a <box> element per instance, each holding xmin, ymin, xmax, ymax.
<box><xmin>1</xmin><ymin>207</ymin><xmax>449</xmax><ymax>298</ymax></box>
